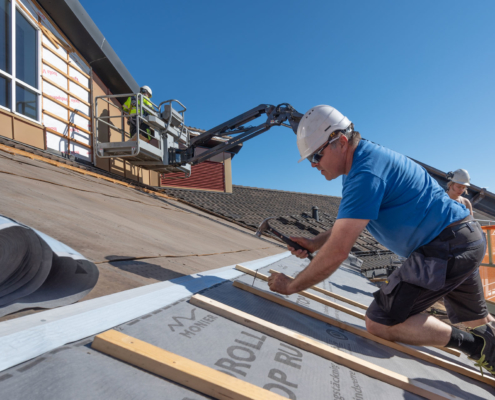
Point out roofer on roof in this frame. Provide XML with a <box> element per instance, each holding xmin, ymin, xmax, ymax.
<box><xmin>267</xmin><ymin>105</ymin><xmax>495</xmax><ymax>376</ymax></box>
<box><xmin>447</xmin><ymin>168</ymin><xmax>473</xmax><ymax>215</ymax></box>
<box><xmin>122</xmin><ymin>85</ymin><xmax>154</xmax><ymax>142</ymax></box>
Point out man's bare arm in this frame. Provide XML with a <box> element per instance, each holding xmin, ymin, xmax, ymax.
<box><xmin>268</xmin><ymin>218</ymin><xmax>369</xmax><ymax>295</ymax></box>
<box><xmin>287</xmin><ymin>227</ymin><xmax>332</xmax><ymax>258</ymax></box>
<box><xmin>312</xmin><ymin>228</ymin><xmax>333</xmax><ymax>249</ymax></box>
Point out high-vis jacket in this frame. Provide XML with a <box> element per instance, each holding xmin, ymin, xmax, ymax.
<box><xmin>122</xmin><ymin>95</ymin><xmax>153</xmax><ymax>116</ymax></box>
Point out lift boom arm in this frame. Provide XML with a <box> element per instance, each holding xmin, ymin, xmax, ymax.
<box><xmin>169</xmin><ymin>103</ymin><xmax>303</xmax><ymax>167</ymax></box>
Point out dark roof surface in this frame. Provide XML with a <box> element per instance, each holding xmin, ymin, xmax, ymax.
<box><xmin>163</xmin><ymin>178</ymin><xmax>495</xmax><ymax>277</ymax></box>
<box><xmin>163</xmin><ymin>185</ymin><xmax>342</xmax><ymax>230</ymax></box>
<box><xmin>163</xmin><ymin>185</ymin><xmax>401</xmax><ymax>274</ymax></box>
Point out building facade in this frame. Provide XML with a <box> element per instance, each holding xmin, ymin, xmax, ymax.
<box><xmin>0</xmin><ymin>0</ymin><xmax>233</xmax><ymax>191</ymax></box>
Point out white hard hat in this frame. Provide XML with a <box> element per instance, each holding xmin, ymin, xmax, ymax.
<box><xmin>140</xmin><ymin>85</ymin><xmax>152</xmax><ymax>97</ymax></box>
<box><xmin>449</xmin><ymin>169</ymin><xmax>471</xmax><ymax>186</ymax></box>
<box><xmin>297</xmin><ymin>105</ymin><xmax>351</xmax><ymax>163</ymax></box>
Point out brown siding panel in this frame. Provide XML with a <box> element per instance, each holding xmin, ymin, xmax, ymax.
<box><xmin>161</xmin><ymin>161</ymin><xmax>225</xmax><ymax>192</ymax></box>
<box><xmin>0</xmin><ymin>111</ymin><xmax>13</xmax><ymax>139</ymax></box>
<box><xmin>150</xmin><ymin>171</ymin><xmax>160</xmax><ymax>187</ymax></box>
<box><xmin>13</xmin><ymin>119</ymin><xmax>44</xmax><ymax>149</ymax></box>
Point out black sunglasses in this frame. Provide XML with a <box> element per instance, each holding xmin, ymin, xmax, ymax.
<box><xmin>306</xmin><ymin>133</ymin><xmax>342</xmax><ymax>163</ymax></box>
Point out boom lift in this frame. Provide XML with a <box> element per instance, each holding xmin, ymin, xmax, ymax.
<box><xmin>94</xmin><ymin>93</ymin><xmax>191</xmax><ymax>176</ymax></box>
<box><xmin>94</xmin><ymin>96</ymin><xmax>303</xmax><ymax>178</ymax></box>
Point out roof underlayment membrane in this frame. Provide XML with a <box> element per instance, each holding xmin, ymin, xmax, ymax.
<box><xmin>1</xmin><ymin>253</ymin><xmax>494</xmax><ymax>399</ymax></box>
<box><xmin>1</xmin><ymin>0</ymin><xmax>495</xmax><ymax>396</ymax></box>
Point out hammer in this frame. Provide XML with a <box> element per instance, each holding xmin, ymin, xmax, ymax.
<box><xmin>255</xmin><ymin>217</ymin><xmax>313</xmax><ymax>260</ymax></box>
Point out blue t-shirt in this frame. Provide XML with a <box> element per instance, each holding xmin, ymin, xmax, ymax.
<box><xmin>337</xmin><ymin>140</ymin><xmax>469</xmax><ymax>257</ymax></box>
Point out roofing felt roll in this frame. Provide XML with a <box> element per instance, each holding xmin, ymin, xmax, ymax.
<box><xmin>0</xmin><ymin>227</ymin><xmax>53</xmax><ymax>305</ymax></box>
<box><xmin>0</xmin><ymin>216</ymin><xmax>99</xmax><ymax>318</ymax></box>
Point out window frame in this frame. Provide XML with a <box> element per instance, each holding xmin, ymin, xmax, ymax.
<box><xmin>0</xmin><ymin>0</ymin><xmax>12</xmax><ymax>112</ymax></box>
<box><xmin>0</xmin><ymin>0</ymin><xmax>41</xmax><ymax>123</ymax></box>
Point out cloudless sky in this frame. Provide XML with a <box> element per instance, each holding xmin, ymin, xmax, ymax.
<box><xmin>81</xmin><ymin>0</ymin><xmax>494</xmax><ymax>197</ymax></box>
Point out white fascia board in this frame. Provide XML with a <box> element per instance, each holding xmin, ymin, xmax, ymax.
<box><xmin>0</xmin><ymin>251</ymin><xmax>290</xmax><ymax>372</ymax></box>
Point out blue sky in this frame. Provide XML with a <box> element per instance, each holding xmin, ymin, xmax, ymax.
<box><xmin>81</xmin><ymin>0</ymin><xmax>494</xmax><ymax>197</ymax></box>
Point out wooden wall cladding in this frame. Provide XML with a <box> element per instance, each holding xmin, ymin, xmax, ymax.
<box><xmin>18</xmin><ymin>0</ymin><xmax>93</xmax><ymax>160</ymax></box>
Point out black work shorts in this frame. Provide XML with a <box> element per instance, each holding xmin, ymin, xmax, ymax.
<box><xmin>366</xmin><ymin>220</ymin><xmax>487</xmax><ymax>326</ymax></box>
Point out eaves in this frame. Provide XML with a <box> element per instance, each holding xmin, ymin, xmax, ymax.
<box><xmin>37</xmin><ymin>0</ymin><xmax>139</xmax><ymax>97</ymax></box>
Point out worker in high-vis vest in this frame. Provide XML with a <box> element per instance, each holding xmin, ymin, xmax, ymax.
<box><xmin>123</xmin><ymin>85</ymin><xmax>154</xmax><ymax>141</ymax></box>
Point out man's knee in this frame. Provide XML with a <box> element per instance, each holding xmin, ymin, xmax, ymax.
<box><xmin>365</xmin><ymin>315</ymin><xmax>391</xmax><ymax>338</ymax></box>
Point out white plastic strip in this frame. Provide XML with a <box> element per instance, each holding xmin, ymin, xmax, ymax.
<box><xmin>0</xmin><ymin>222</ymin><xmax>20</xmax><ymax>231</ymax></box>
<box><xmin>0</xmin><ymin>217</ymin><xmax>86</xmax><ymax>260</ymax></box>
<box><xmin>0</xmin><ymin>251</ymin><xmax>290</xmax><ymax>372</ymax></box>
<box><xmin>33</xmin><ymin>229</ymin><xmax>86</xmax><ymax>260</ymax></box>
<box><xmin>0</xmin><ymin>217</ymin><xmax>30</xmax><ymax>229</ymax></box>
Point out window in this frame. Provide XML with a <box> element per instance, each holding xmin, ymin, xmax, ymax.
<box><xmin>0</xmin><ymin>75</ymin><xmax>9</xmax><ymax>108</ymax></box>
<box><xmin>0</xmin><ymin>0</ymin><xmax>40</xmax><ymax>121</ymax></box>
<box><xmin>0</xmin><ymin>0</ymin><xmax>11</xmax><ymax>108</ymax></box>
<box><xmin>16</xmin><ymin>83</ymin><xmax>36</xmax><ymax>119</ymax></box>
<box><xmin>0</xmin><ymin>0</ymin><xmax>11</xmax><ymax>75</ymax></box>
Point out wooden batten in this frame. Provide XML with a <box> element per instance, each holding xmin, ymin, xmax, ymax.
<box><xmin>43</xmin><ymin>59</ymin><xmax>90</xmax><ymax>92</ymax></box>
<box><xmin>26</xmin><ymin>0</ymin><xmax>91</xmax><ymax>70</ymax></box>
<box><xmin>42</xmin><ymin>93</ymin><xmax>91</xmax><ymax>120</ymax></box>
<box><xmin>43</xmin><ymin>109</ymin><xmax>91</xmax><ymax>135</ymax></box>
<box><xmin>233</xmin><ymin>281</ymin><xmax>495</xmax><ymax>387</ymax></box>
<box><xmin>44</xmin><ymin>127</ymin><xmax>91</xmax><ymax>150</ymax></box>
<box><xmin>191</xmin><ymin>294</ymin><xmax>461</xmax><ymax>400</ymax></box>
<box><xmin>92</xmin><ymin>330</ymin><xmax>286</xmax><ymax>400</ymax></box>
<box><xmin>41</xmin><ymin>43</ymin><xmax>90</xmax><ymax>79</ymax></box>
<box><xmin>42</xmin><ymin>76</ymin><xmax>90</xmax><ymax>107</ymax></box>
<box><xmin>235</xmin><ymin>264</ymin><xmax>461</xmax><ymax>358</ymax></box>
<box><xmin>268</xmin><ymin>268</ymin><xmax>367</xmax><ymax>309</ymax></box>
<box><xmin>235</xmin><ymin>265</ymin><xmax>365</xmax><ymax>319</ymax></box>
<box><xmin>237</xmin><ymin>264</ymin><xmax>366</xmax><ymax>309</ymax></box>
